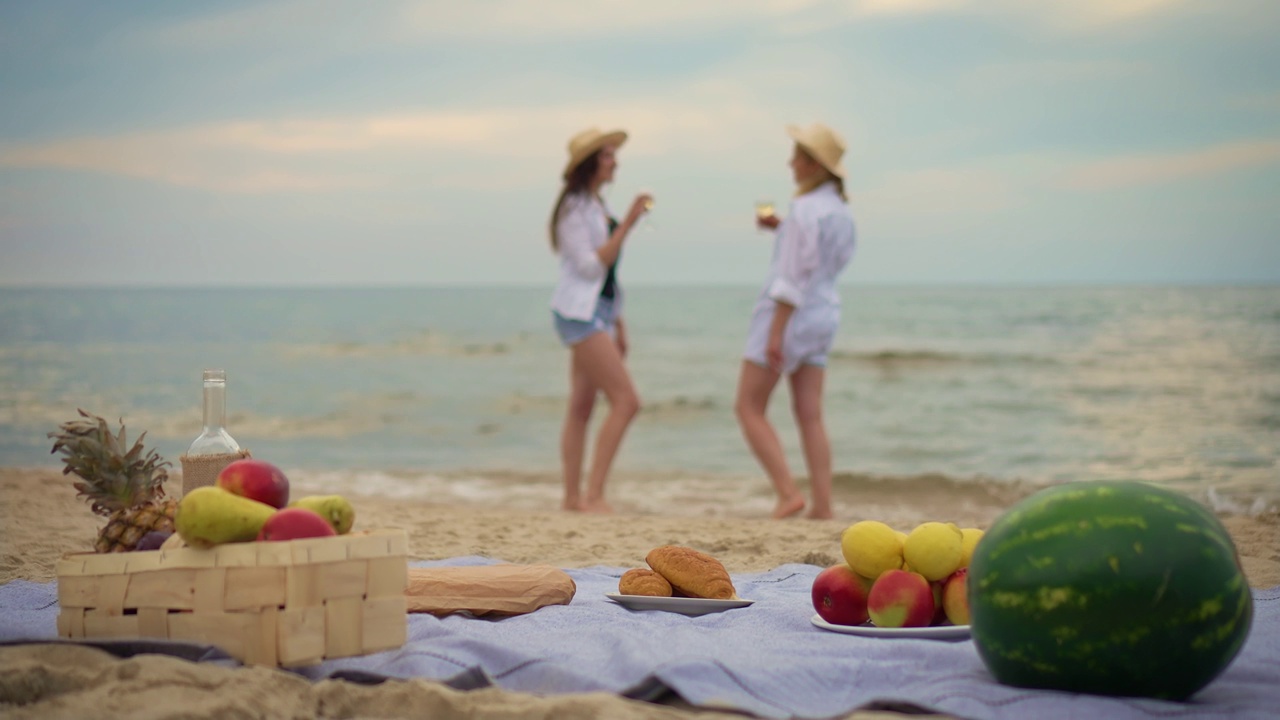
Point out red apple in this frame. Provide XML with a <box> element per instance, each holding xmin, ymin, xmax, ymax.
<box><xmin>941</xmin><ymin>567</ymin><xmax>970</xmax><ymax>626</ymax></box>
<box><xmin>930</xmin><ymin>581</ymin><xmax>948</xmax><ymax>625</ymax></box>
<box><xmin>811</xmin><ymin>564</ymin><xmax>873</xmax><ymax>626</ymax></box>
<box><xmin>217</xmin><ymin>459</ymin><xmax>290</xmax><ymax>509</ymax></box>
<box><xmin>256</xmin><ymin>507</ymin><xmax>336</xmax><ymax>541</ymax></box>
<box><xmin>868</xmin><ymin>569</ymin><xmax>935</xmax><ymax>628</ymax></box>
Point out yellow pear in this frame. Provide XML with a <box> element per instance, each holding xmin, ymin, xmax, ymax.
<box><xmin>288</xmin><ymin>494</ymin><xmax>356</xmax><ymax>535</ymax></box>
<box><xmin>175</xmin><ymin>487</ymin><xmax>276</xmax><ymax>549</ymax></box>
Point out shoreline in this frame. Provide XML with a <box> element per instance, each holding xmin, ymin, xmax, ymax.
<box><xmin>4</xmin><ymin>467</ymin><xmax>1277</xmax><ymax>587</ymax></box>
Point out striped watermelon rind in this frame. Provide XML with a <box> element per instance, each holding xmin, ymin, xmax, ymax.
<box><xmin>968</xmin><ymin>480</ymin><xmax>1253</xmax><ymax>701</ymax></box>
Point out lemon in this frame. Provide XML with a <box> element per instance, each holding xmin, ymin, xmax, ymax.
<box><xmin>841</xmin><ymin>521</ymin><xmax>904</xmax><ymax>580</ymax></box>
<box><xmin>894</xmin><ymin>531</ymin><xmax>911</xmax><ymax>570</ymax></box>
<box><xmin>903</xmin><ymin>522</ymin><xmax>964</xmax><ymax>581</ymax></box>
<box><xmin>959</xmin><ymin>528</ymin><xmax>985</xmax><ymax>568</ymax></box>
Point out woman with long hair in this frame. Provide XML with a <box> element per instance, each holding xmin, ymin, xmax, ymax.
<box><xmin>548</xmin><ymin>127</ymin><xmax>652</xmax><ymax>513</ymax></box>
<box><xmin>736</xmin><ymin>123</ymin><xmax>857</xmax><ymax>520</ymax></box>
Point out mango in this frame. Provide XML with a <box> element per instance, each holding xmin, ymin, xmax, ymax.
<box><xmin>175</xmin><ymin>486</ymin><xmax>276</xmax><ymax>549</ymax></box>
<box><xmin>288</xmin><ymin>494</ymin><xmax>355</xmax><ymax>535</ymax></box>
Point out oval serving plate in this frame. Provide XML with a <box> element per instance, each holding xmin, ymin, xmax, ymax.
<box><xmin>810</xmin><ymin>614</ymin><xmax>971</xmax><ymax>639</ymax></box>
<box><xmin>605</xmin><ymin>593</ymin><xmax>754</xmax><ymax>616</ymax></box>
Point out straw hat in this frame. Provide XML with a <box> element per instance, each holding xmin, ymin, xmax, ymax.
<box><xmin>786</xmin><ymin>123</ymin><xmax>847</xmax><ymax>179</ymax></box>
<box><xmin>563</xmin><ymin>127</ymin><xmax>628</xmax><ymax>180</ymax></box>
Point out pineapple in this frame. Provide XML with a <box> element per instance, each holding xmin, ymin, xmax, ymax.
<box><xmin>48</xmin><ymin>409</ymin><xmax>177</xmax><ymax>553</ymax></box>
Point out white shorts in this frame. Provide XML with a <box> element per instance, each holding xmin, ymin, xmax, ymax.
<box><xmin>743</xmin><ymin>301</ymin><xmax>837</xmax><ymax>375</ymax></box>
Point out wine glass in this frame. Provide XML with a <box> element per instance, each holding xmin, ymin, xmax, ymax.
<box><xmin>638</xmin><ymin>188</ymin><xmax>656</xmax><ymax>230</ymax></box>
<box><xmin>755</xmin><ymin>199</ymin><xmax>776</xmax><ymax>232</ymax></box>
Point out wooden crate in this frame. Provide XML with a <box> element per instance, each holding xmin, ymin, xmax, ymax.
<box><xmin>55</xmin><ymin>529</ymin><xmax>408</xmax><ymax>667</ymax></box>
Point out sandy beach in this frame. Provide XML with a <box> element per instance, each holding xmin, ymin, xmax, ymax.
<box><xmin>2</xmin><ymin>466</ymin><xmax>1277</xmax><ymax>719</ymax></box>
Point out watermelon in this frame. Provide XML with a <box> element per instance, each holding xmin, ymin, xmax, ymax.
<box><xmin>968</xmin><ymin>480</ymin><xmax>1253</xmax><ymax>701</ymax></box>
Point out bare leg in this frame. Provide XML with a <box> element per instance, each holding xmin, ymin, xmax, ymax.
<box><xmin>572</xmin><ymin>332</ymin><xmax>641</xmax><ymax>513</ymax></box>
<box><xmin>790</xmin><ymin>364</ymin><xmax>833</xmax><ymax>519</ymax></box>
<box><xmin>560</xmin><ymin>351</ymin><xmax>598</xmax><ymax>511</ymax></box>
<box><xmin>735</xmin><ymin>360</ymin><xmax>805</xmax><ymax>519</ymax></box>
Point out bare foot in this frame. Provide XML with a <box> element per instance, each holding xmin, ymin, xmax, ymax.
<box><xmin>581</xmin><ymin>498</ymin><xmax>614</xmax><ymax>514</ymax></box>
<box><xmin>806</xmin><ymin>508</ymin><xmax>834</xmax><ymax>520</ymax></box>
<box><xmin>772</xmin><ymin>494</ymin><xmax>806</xmax><ymax>519</ymax></box>
<box><xmin>561</xmin><ymin>499</ymin><xmax>583</xmax><ymax>512</ymax></box>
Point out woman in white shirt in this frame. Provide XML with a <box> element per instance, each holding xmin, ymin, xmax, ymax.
<box><xmin>548</xmin><ymin>127</ymin><xmax>652</xmax><ymax>513</ymax></box>
<box><xmin>736</xmin><ymin>123</ymin><xmax>857</xmax><ymax>520</ymax></box>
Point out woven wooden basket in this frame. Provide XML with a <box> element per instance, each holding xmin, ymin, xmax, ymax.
<box><xmin>55</xmin><ymin>529</ymin><xmax>408</xmax><ymax>667</ymax></box>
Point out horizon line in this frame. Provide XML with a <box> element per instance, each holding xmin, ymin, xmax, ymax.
<box><xmin>2</xmin><ymin>280</ymin><xmax>1278</xmax><ymax>291</ymax></box>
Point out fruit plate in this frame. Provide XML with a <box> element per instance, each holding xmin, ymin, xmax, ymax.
<box><xmin>810</xmin><ymin>614</ymin><xmax>971</xmax><ymax>639</ymax></box>
<box><xmin>605</xmin><ymin>593</ymin><xmax>754</xmax><ymax>616</ymax></box>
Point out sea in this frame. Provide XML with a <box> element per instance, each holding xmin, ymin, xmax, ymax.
<box><xmin>2</xmin><ymin>285</ymin><xmax>1277</xmax><ymax>516</ymax></box>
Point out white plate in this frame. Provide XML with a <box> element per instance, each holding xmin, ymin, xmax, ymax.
<box><xmin>810</xmin><ymin>614</ymin><xmax>971</xmax><ymax>639</ymax></box>
<box><xmin>605</xmin><ymin>593</ymin><xmax>754</xmax><ymax>616</ymax></box>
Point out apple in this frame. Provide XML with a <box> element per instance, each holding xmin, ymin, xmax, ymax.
<box><xmin>811</xmin><ymin>564</ymin><xmax>873</xmax><ymax>626</ymax></box>
<box><xmin>217</xmin><ymin>459</ymin><xmax>290</xmax><ymax>509</ymax></box>
<box><xmin>930</xmin><ymin>581</ymin><xmax>948</xmax><ymax>625</ymax></box>
<box><xmin>256</xmin><ymin>507</ymin><xmax>336</xmax><ymax>541</ymax></box>
<box><xmin>868</xmin><ymin>569</ymin><xmax>935</xmax><ymax>628</ymax></box>
<box><xmin>941</xmin><ymin>567</ymin><xmax>970</xmax><ymax>626</ymax></box>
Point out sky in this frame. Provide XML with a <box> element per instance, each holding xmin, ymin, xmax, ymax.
<box><xmin>1</xmin><ymin>0</ymin><xmax>1278</xmax><ymax>287</ymax></box>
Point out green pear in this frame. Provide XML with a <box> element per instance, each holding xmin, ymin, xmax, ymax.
<box><xmin>288</xmin><ymin>495</ymin><xmax>355</xmax><ymax>535</ymax></box>
<box><xmin>175</xmin><ymin>486</ymin><xmax>277</xmax><ymax>549</ymax></box>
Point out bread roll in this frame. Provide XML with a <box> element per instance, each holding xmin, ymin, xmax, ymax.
<box><xmin>618</xmin><ymin>568</ymin><xmax>673</xmax><ymax>597</ymax></box>
<box><xmin>645</xmin><ymin>545</ymin><xmax>736</xmax><ymax>600</ymax></box>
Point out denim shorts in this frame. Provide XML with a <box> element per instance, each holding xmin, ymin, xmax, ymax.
<box><xmin>553</xmin><ymin>296</ymin><xmax>617</xmax><ymax>347</ymax></box>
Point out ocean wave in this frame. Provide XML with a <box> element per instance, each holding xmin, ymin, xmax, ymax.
<box><xmin>1205</xmin><ymin>487</ymin><xmax>1280</xmax><ymax>516</ymax></box>
<box><xmin>828</xmin><ymin>349</ymin><xmax>1058</xmax><ymax>369</ymax></box>
<box><xmin>284</xmin><ymin>468</ymin><xmax>1050</xmax><ymax>521</ymax></box>
<box><xmin>499</xmin><ymin>392</ymin><xmax>720</xmax><ymax>417</ymax></box>
<box><xmin>829</xmin><ymin>471</ymin><xmax>1042</xmax><ymax>503</ymax></box>
<box><xmin>124</xmin><ymin>461</ymin><xmax>1274</xmax><ymax>519</ymax></box>
<box><xmin>0</xmin><ymin>393</ymin><xmax>134</xmax><ymax>431</ymax></box>
<box><xmin>279</xmin><ymin>330</ymin><xmax>541</xmax><ymax>359</ymax></box>
<box><xmin>2</xmin><ymin>393</ymin><xmax>420</xmax><ymax>443</ymax></box>
<box><xmin>646</xmin><ymin>395</ymin><xmax>719</xmax><ymax>415</ymax></box>
<box><xmin>0</xmin><ymin>344</ymin><xmax>55</xmax><ymax>361</ymax></box>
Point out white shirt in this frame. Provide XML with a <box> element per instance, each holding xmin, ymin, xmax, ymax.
<box><xmin>763</xmin><ymin>181</ymin><xmax>856</xmax><ymax>310</ymax></box>
<box><xmin>550</xmin><ymin>193</ymin><xmax>623</xmax><ymax>320</ymax></box>
<box><xmin>744</xmin><ymin>181</ymin><xmax>856</xmax><ymax>374</ymax></box>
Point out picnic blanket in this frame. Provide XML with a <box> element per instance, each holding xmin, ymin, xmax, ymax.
<box><xmin>2</xmin><ymin>557</ymin><xmax>1277</xmax><ymax>720</ymax></box>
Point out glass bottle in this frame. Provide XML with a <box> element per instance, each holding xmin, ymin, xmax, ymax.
<box><xmin>186</xmin><ymin>369</ymin><xmax>242</xmax><ymax>456</ymax></box>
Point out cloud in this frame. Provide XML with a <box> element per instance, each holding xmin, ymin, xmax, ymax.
<box><xmin>956</xmin><ymin>58</ymin><xmax>1153</xmax><ymax>94</ymax></box>
<box><xmin>1059</xmin><ymin>139</ymin><xmax>1280</xmax><ymax>190</ymax></box>
<box><xmin>849</xmin><ymin>0</ymin><xmax>1187</xmax><ymax>29</ymax></box>
<box><xmin>854</xmin><ymin>0</ymin><xmax>967</xmax><ymax>16</ymax></box>
<box><xmin>399</xmin><ymin>0</ymin><xmax>824</xmax><ymax>41</ymax></box>
<box><xmin>855</xmin><ymin>165</ymin><xmax>1017</xmax><ymax>227</ymax></box>
<box><xmin>128</xmin><ymin>0</ymin><xmax>824</xmax><ymax>50</ymax></box>
<box><xmin>0</xmin><ymin>130</ymin><xmax>380</xmax><ymax>194</ymax></box>
<box><xmin>126</xmin><ymin>0</ymin><xmax>388</xmax><ymax>51</ymax></box>
<box><xmin>3</xmin><ymin>26</ymin><xmax>860</xmax><ymax>198</ymax></box>
<box><xmin>126</xmin><ymin>0</ymin><xmax>1186</xmax><ymax>53</ymax></box>
<box><xmin>0</xmin><ymin>81</ymin><xmax>781</xmax><ymax>194</ymax></box>
<box><xmin>1231</xmin><ymin>92</ymin><xmax>1280</xmax><ymax>112</ymax></box>
<box><xmin>1050</xmin><ymin>0</ymin><xmax>1186</xmax><ymax>29</ymax></box>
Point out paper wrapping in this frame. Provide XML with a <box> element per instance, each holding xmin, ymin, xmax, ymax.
<box><xmin>406</xmin><ymin>564</ymin><xmax>577</xmax><ymax>617</ymax></box>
